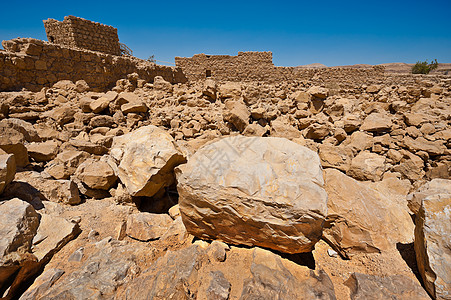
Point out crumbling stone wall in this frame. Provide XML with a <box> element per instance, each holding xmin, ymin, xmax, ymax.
<box><xmin>0</xmin><ymin>38</ymin><xmax>187</xmax><ymax>92</ymax></box>
<box><xmin>43</xmin><ymin>16</ymin><xmax>121</xmax><ymax>56</ymax></box>
<box><xmin>175</xmin><ymin>52</ymin><xmax>276</xmax><ymax>81</ymax></box>
<box><xmin>175</xmin><ymin>52</ymin><xmax>386</xmax><ymax>84</ymax></box>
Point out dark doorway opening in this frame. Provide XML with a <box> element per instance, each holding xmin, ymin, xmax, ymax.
<box><xmin>49</xmin><ymin>36</ymin><xmax>55</xmax><ymax>43</ymax></box>
<box><xmin>206</xmin><ymin>70</ymin><xmax>212</xmax><ymax>78</ymax></box>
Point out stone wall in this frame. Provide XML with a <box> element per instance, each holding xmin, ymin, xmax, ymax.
<box><xmin>0</xmin><ymin>38</ymin><xmax>187</xmax><ymax>92</ymax></box>
<box><xmin>175</xmin><ymin>51</ymin><xmax>386</xmax><ymax>84</ymax></box>
<box><xmin>43</xmin><ymin>16</ymin><xmax>121</xmax><ymax>56</ymax></box>
<box><xmin>175</xmin><ymin>52</ymin><xmax>275</xmax><ymax>81</ymax></box>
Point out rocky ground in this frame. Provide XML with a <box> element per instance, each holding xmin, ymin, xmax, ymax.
<box><xmin>0</xmin><ymin>72</ymin><xmax>450</xmax><ymax>300</ymax></box>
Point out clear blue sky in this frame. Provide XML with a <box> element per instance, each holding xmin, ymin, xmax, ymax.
<box><xmin>1</xmin><ymin>0</ymin><xmax>450</xmax><ymax>66</ymax></box>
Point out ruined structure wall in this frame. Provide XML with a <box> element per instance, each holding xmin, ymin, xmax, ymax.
<box><xmin>175</xmin><ymin>52</ymin><xmax>386</xmax><ymax>84</ymax></box>
<box><xmin>43</xmin><ymin>16</ymin><xmax>121</xmax><ymax>56</ymax></box>
<box><xmin>175</xmin><ymin>52</ymin><xmax>276</xmax><ymax>81</ymax></box>
<box><xmin>0</xmin><ymin>38</ymin><xmax>187</xmax><ymax>92</ymax></box>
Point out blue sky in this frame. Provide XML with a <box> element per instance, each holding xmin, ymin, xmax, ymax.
<box><xmin>1</xmin><ymin>0</ymin><xmax>450</xmax><ymax>66</ymax></box>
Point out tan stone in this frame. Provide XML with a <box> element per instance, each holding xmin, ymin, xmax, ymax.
<box><xmin>415</xmin><ymin>193</ymin><xmax>451</xmax><ymax>300</ymax></box>
<box><xmin>0</xmin><ymin>198</ymin><xmax>39</xmax><ymax>260</ymax></box>
<box><xmin>75</xmin><ymin>158</ymin><xmax>117</xmax><ymax>190</ymax></box>
<box><xmin>203</xmin><ymin>79</ymin><xmax>217</xmax><ymax>100</ymax></box>
<box><xmin>404</xmin><ymin>136</ymin><xmax>445</xmax><ymax>156</ymax></box>
<box><xmin>318</xmin><ymin>144</ymin><xmax>353</xmax><ymax>172</ymax></box>
<box><xmin>218</xmin><ymin>82</ymin><xmax>241</xmax><ymax>100</ymax></box>
<box><xmin>31</xmin><ymin>214</ymin><xmax>80</xmax><ymax>261</ymax></box>
<box><xmin>270</xmin><ymin>118</ymin><xmax>302</xmax><ymax>139</ymax></box>
<box><xmin>323</xmin><ymin>169</ymin><xmax>414</xmax><ymax>257</ymax></box>
<box><xmin>407</xmin><ymin>179</ymin><xmax>451</xmax><ymax>215</ymax></box>
<box><xmin>223</xmin><ymin>100</ymin><xmax>250</xmax><ymax>132</ymax></box>
<box><xmin>110</xmin><ymin>125</ymin><xmax>186</xmax><ymax>197</ymax></box>
<box><xmin>305</xmin><ymin>123</ymin><xmax>330</xmax><ymax>140</ymax></box>
<box><xmin>121</xmin><ymin>101</ymin><xmax>147</xmax><ymax>114</ymax></box>
<box><xmin>4</xmin><ymin>171</ymin><xmax>81</xmax><ymax>205</ymax></box>
<box><xmin>360</xmin><ymin>112</ymin><xmax>392</xmax><ymax>132</ymax></box>
<box><xmin>0</xmin><ymin>125</ymin><xmax>29</xmax><ymax>167</ymax></box>
<box><xmin>89</xmin><ymin>97</ymin><xmax>110</xmax><ymax>113</ymax></box>
<box><xmin>345</xmin><ymin>273</ymin><xmax>430</xmax><ymax>300</ymax></box>
<box><xmin>177</xmin><ymin>136</ymin><xmax>328</xmax><ymax>254</ymax></box>
<box><xmin>47</xmin><ymin>103</ymin><xmax>77</xmax><ymax>125</ymax></box>
<box><xmin>347</xmin><ymin>151</ymin><xmax>386</xmax><ymax>181</ymax></box>
<box><xmin>0</xmin><ymin>154</ymin><xmax>16</xmax><ymax>195</ymax></box>
<box><xmin>45</xmin><ymin>150</ymin><xmax>89</xmax><ymax>180</ymax></box>
<box><xmin>126</xmin><ymin>213</ymin><xmax>173</xmax><ymax>241</ymax></box>
<box><xmin>26</xmin><ymin>140</ymin><xmax>59</xmax><ymax>162</ymax></box>
<box><xmin>307</xmin><ymin>86</ymin><xmax>328</xmax><ymax>99</ymax></box>
<box><xmin>243</xmin><ymin>123</ymin><xmax>267</xmax><ymax>137</ymax></box>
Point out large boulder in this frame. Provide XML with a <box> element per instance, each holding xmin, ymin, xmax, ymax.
<box><xmin>323</xmin><ymin>169</ymin><xmax>414</xmax><ymax>257</ymax></box>
<box><xmin>110</xmin><ymin>125</ymin><xmax>186</xmax><ymax>197</ymax></box>
<box><xmin>414</xmin><ymin>193</ymin><xmax>451</xmax><ymax>300</ymax></box>
<box><xmin>177</xmin><ymin>136</ymin><xmax>328</xmax><ymax>254</ymax></box>
<box><xmin>0</xmin><ymin>153</ymin><xmax>16</xmax><ymax>195</ymax></box>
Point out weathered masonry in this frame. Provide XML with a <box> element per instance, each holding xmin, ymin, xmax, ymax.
<box><xmin>175</xmin><ymin>52</ymin><xmax>386</xmax><ymax>84</ymax></box>
<box><xmin>43</xmin><ymin>15</ymin><xmax>121</xmax><ymax>56</ymax></box>
<box><xmin>175</xmin><ymin>52</ymin><xmax>276</xmax><ymax>81</ymax></box>
<box><xmin>0</xmin><ymin>38</ymin><xmax>187</xmax><ymax>92</ymax></box>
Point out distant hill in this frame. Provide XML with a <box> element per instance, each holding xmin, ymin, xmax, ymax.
<box><xmin>296</xmin><ymin>63</ymin><xmax>327</xmax><ymax>69</ymax></box>
<box><xmin>296</xmin><ymin>62</ymin><xmax>451</xmax><ymax>74</ymax></box>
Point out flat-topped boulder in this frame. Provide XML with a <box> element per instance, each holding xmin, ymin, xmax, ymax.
<box><xmin>177</xmin><ymin>136</ymin><xmax>328</xmax><ymax>254</ymax></box>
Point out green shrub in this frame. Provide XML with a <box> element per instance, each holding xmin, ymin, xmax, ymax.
<box><xmin>412</xmin><ymin>59</ymin><xmax>438</xmax><ymax>74</ymax></box>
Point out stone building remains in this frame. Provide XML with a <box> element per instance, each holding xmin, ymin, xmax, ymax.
<box><xmin>176</xmin><ymin>51</ymin><xmax>385</xmax><ymax>84</ymax></box>
<box><xmin>43</xmin><ymin>15</ymin><xmax>121</xmax><ymax>56</ymax></box>
<box><xmin>175</xmin><ymin>52</ymin><xmax>275</xmax><ymax>81</ymax></box>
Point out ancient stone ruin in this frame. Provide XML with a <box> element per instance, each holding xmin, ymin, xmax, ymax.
<box><xmin>0</xmin><ymin>15</ymin><xmax>450</xmax><ymax>300</ymax></box>
<box><xmin>43</xmin><ymin>15</ymin><xmax>121</xmax><ymax>56</ymax></box>
<box><xmin>175</xmin><ymin>51</ymin><xmax>385</xmax><ymax>83</ymax></box>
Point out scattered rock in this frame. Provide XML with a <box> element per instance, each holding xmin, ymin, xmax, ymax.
<box><xmin>223</xmin><ymin>100</ymin><xmax>250</xmax><ymax>132</ymax></box>
<box><xmin>75</xmin><ymin>158</ymin><xmax>117</xmax><ymax>190</ymax></box>
<box><xmin>31</xmin><ymin>214</ymin><xmax>81</xmax><ymax>261</ymax></box>
<box><xmin>110</xmin><ymin>125</ymin><xmax>186</xmax><ymax>197</ymax></box>
<box><xmin>323</xmin><ymin>169</ymin><xmax>414</xmax><ymax>257</ymax></box>
<box><xmin>345</xmin><ymin>273</ymin><xmax>430</xmax><ymax>300</ymax></box>
<box><xmin>0</xmin><ymin>154</ymin><xmax>16</xmax><ymax>195</ymax></box>
<box><xmin>125</xmin><ymin>212</ymin><xmax>173</xmax><ymax>241</ymax></box>
<box><xmin>360</xmin><ymin>112</ymin><xmax>392</xmax><ymax>132</ymax></box>
<box><xmin>26</xmin><ymin>140</ymin><xmax>59</xmax><ymax>162</ymax></box>
<box><xmin>240</xmin><ymin>247</ymin><xmax>336</xmax><ymax>299</ymax></box>
<box><xmin>347</xmin><ymin>151</ymin><xmax>386</xmax><ymax>181</ymax></box>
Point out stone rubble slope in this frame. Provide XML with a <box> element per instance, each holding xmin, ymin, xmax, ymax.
<box><xmin>0</xmin><ymin>71</ymin><xmax>449</xmax><ymax>299</ymax></box>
